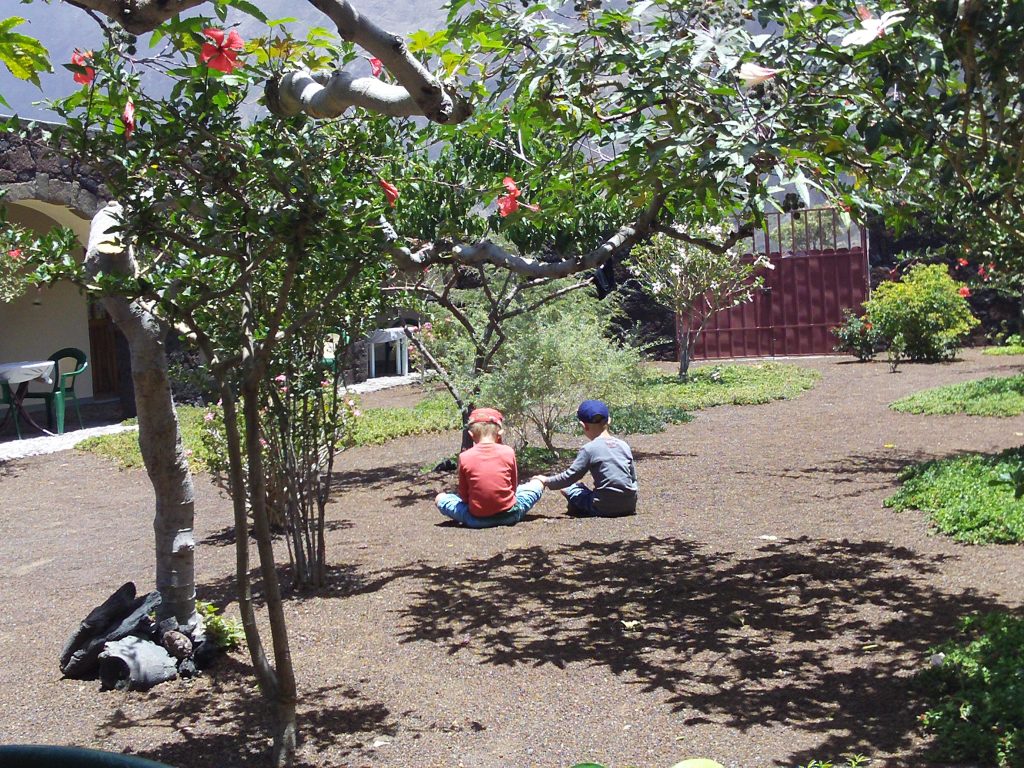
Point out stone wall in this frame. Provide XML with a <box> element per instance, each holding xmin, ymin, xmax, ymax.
<box><xmin>0</xmin><ymin>124</ymin><xmax>108</xmax><ymax>216</ymax></box>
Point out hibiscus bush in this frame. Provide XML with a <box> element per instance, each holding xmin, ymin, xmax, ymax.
<box><xmin>832</xmin><ymin>309</ymin><xmax>880</xmax><ymax>361</ymax></box>
<box><xmin>0</xmin><ymin>205</ymin><xmax>75</xmax><ymax>302</ymax></box>
<box><xmin>864</xmin><ymin>264</ymin><xmax>978</xmax><ymax>363</ymax></box>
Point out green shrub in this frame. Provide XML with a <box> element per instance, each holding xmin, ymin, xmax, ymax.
<box><xmin>885</xmin><ymin>447</ymin><xmax>1024</xmax><ymax>543</ymax></box>
<box><xmin>832</xmin><ymin>309</ymin><xmax>880</xmax><ymax>361</ymax></box>
<box><xmin>479</xmin><ymin>292</ymin><xmax>646</xmax><ymax>450</ymax></box>
<box><xmin>196</xmin><ymin>600</ymin><xmax>245</xmax><ymax>650</ymax></box>
<box><xmin>890</xmin><ymin>374</ymin><xmax>1024</xmax><ymax>417</ymax></box>
<box><xmin>919</xmin><ymin>612</ymin><xmax>1024</xmax><ymax>767</ymax></box>
<box><xmin>865</xmin><ymin>263</ymin><xmax>978</xmax><ymax>362</ymax></box>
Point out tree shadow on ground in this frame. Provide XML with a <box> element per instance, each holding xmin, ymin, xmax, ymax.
<box><xmin>735</xmin><ymin>449</ymin><xmax>975</xmax><ymax>501</ymax></box>
<box><xmin>199</xmin><ymin>519</ymin><xmax>354</xmax><ymax>549</ymax></box>
<box><xmin>96</xmin><ymin>655</ymin><xmax>393</xmax><ymax>768</ymax></box>
<box><xmin>393</xmin><ymin>534</ymin><xmax>1003</xmax><ymax>765</ymax></box>
<box><xmin>197</xmin><ymin>558</ymin><xmax>402</xmax><ymax>609</ymax></box>
<box><xmin>332</xmin><ymin>463</ymin><xmax>439</xmax><ymax>508</ymax></box>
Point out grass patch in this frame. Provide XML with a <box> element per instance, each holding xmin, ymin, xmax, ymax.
<box><xmin>78</xmin><ymin>363</ymin><xmax>816</xmax><ymax>471</ymax></box>
<box><xmin>79</xmin><ymin>394</ymin><xmax>461</xmax><ymax>471</ymax></box>
<box><xmin>890</xmin><ymin>374</ymin><xmax>1024</xmax><ymax>417</ymax></box>
<box><xmin>352</xmin><ymin>394</ymin><xmax>459</xmax><ymax>445</ymax></box>
<box><xmin>919</xmin><ymin>612</ymin><xmax>1024</xmax><ymax>767</ymax></box>
<box><xmin>983</xmin><ymin>344</ymin><xmax>1024</xmax><ymax>356</ymax></box>
<box><xmin>885</xmin><ymin>447</ymin><xmax>1024</xmax><ymax>543</ymax></box>
<box><xmin>76</xmin><ymin>405</ymin><xmax>212</xmax><ymax>472</ymax></box>
<box><xmin>634</xmin><ymin>362</ymin><xmax>820</xmax><ymax>410</ymax></box>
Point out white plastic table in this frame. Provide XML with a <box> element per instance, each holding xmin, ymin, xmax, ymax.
<box><xmin>0</xmin><ymin>360</ymin><xmax>56</xmax><ymax>436</ymax></box>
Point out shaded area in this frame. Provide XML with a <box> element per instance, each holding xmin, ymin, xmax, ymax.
<box><xmin>199</xmin><ymin>519</ymin><xmax>354</xmax><ymax>549</ymax></box>
<box><xmin>394</xmin><ymin>535</ymin><xmax>1003</xmax><ymax>765</ymax></box>
<box><xmin>96</xmin><ymin>656</ymin><xmax>394</xmax><ymax>767</ymax></box>
<box><xmin>736</xmin><ymin>449</ymin><xmax>966</xmax><ymax>501</ymax></box>
<box><xmin>333</xmin><ymin>462</ymin><xmax>441</xmax><ymax>509</ymax></box>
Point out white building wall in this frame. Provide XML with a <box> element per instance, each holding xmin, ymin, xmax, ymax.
<box><xmin>1</xmin><ymin>201</ymin><xmax>95</xmax><ymax>401</ymax></box>
<box><xmin>0</xmin><ymin>281</ymin><xmax>94</xmax><ymax>400</ymax></box>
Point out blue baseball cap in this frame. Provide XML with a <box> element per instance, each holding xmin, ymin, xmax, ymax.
<box><xmin>577</xmin><ymin>400</ymin><xmax>609</xmax><ymax>423</ymax></box>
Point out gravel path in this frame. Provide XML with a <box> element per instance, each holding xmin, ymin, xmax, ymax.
<box><xmin>0</xmin><ymin>351</ymin><xmax>1022</xmax><ymax>768</ymax></box>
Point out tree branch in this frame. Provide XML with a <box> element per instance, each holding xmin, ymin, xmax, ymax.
<box><xmin>64</xmin><ymin>0</ymin><xmax>473</xmax><ymax>125</ymax></box>
<box><xmin>268</xmin><ymin>69</ymin><xmax>471</xmax><ymax>124</ymax></box>
<box><xmin>386</xmin><ymin>192</ymin><xmax>666</xmax><ymax>277</ymax></box>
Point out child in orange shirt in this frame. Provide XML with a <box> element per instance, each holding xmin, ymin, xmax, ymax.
<box><xmin>434</xmin><ymin>408</ymin><xmax>544</xmax><ymax>528</ymax></box>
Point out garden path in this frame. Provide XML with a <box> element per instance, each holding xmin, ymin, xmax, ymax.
<box><xmin>0</xmin><ymin>350</ymin><xmax>1021</xmax><ymax>768</ymax></box>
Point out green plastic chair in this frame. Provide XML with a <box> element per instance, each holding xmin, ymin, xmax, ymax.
<box><xmin>21</xmin><ymin>347</ymin><xmax>88</xmax><ymax>435</ymax></box>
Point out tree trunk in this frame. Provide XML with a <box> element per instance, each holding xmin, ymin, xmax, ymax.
<box><xmin>243</xmin><ymin>372</ymin><xmax>298</xmax><ymax>767</ymax></box>
<box><xmin>678</xmin><ymin>320</ymin><xmax>693</xmax><ymax>382</ymax></box>
<box><xmin>86</xmin><ymin>204</ymin><xmax>197</xmax><ymax>629</ymax></box>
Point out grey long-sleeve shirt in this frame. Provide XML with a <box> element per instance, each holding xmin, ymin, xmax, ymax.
<box><xmin>545</xmin><ymin>435</ymin><xmax>638</xmax><ymax>514</ymax></box>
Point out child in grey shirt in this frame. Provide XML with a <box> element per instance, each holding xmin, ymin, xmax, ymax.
<box><xmin>535</xmin><ymin>399</ymin><xmax>638</xmax><ymax>517</ymax></box>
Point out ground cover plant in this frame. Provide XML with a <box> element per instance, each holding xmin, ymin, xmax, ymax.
<box><xmin>885</xmin><ymin>447</ymin><xmax>1024</xmax><ymax>544</ymax></box>
<box><xmin>78</xmin><ymin>363</ymin><xmax>812</xmax><ymax>471</ymax></box>
<box><xmin>890</xmin><ymin>374</ymin><xmax>1024</xmax><ymax>417</ymax></box>
<box><xmin>635</xmin><ymin>363</ymin><xmax>820</xmax><ymax>411</ymax></box>
<box><xmin>919</xmin><ymin>612</ymin><xmax>1024</xmax><ymax>768</ymax></box>
<box><xmin>984</xmin><ymin>334</ymin><xmax>1024</xmax><ymax>357</ymax></box>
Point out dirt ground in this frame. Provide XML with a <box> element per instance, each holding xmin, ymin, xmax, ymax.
<box><xmin>1</xmin><ymin>350</ymin><xmax>1023</xmax><ymax>768</ymax></box>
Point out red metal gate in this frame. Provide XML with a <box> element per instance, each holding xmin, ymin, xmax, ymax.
<box><xmin>684</xmin><ymin>208</ymin><xmax>869</xmax><ymax>359</ymax></box>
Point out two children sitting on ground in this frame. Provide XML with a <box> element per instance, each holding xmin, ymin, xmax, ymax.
<box><xmin>434</xmin><ymin>400</ymin><xmax>638</xmax><ymax>528</ymax></box>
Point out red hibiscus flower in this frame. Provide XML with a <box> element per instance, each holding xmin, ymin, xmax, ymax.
<box><xmin>977</xmin><ymin>265</ymin><xmax>987</xmax><ymax>278</ymax></box>
<box><xmin>122</xmin><ymin>99</ymin><xmax>135</xmax><ymax>140</ymax></box>
<box><xmin>497</xmin><ymin>195</ymin><xmax>519</xmax><ymax>217</ymax></box>
<box><xmin>497</xmin><ymin>177</ymin><xmax>540</xmax><ymax>217</ymax></box>
<box><xmin>379</xmin><ymin>178</ymin><xmax>399</xmax><ymax>207</ymax></box>
<box><xmin>71</xmin><ymin>49</ymin><xmax>95</xmax><ymax>86</ymax></box>
<box><xmin>201</xmin><ymin>28</ymin><xmax>245</xmax><ymax>73</ymax></box>
<box><xmin>957</xmin><ymin>257</ymin><xmax>968</xmax><ymax>267</ymax></box>
<box><xmin>7</xmin><ymin>248</ymin><xmax>23</xmax><ymax>260</ymax></box>
<box><xmin>958</xmin><ymin>286</ymin><xmax>971</xmax><ymax>298</ymax></box>
<box><xmin>368</xmin><ymin>57</ymin><xmax>383</xmax><ymax>77</ymax></box>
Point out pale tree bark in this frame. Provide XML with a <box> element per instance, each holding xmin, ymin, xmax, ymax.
<box><xmin>86</xmin><ymin>202</ymin><xmax>198</xmax><ymax>629</ymax></box>
<box><xmin>65</xmin><ymin>0</ymin><xmax>471</xmax><ymax>124</ymax></box>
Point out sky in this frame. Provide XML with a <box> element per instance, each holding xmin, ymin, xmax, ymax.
<box><xmin>2</xmin><ymin>0</ymin><xmax>447</xmax><ymax>120</ymax></box>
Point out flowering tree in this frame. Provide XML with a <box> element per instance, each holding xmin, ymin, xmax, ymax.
<box><xmin>386</xmin><ymin>128</ymin><xmax>626</xmax><ymax>442</ymax></box>
<box><xmin>762</xmin><ymin>2</ymin><xmax>1024</xmax><ymax>290</ymax></box>
<box><xmin>629</xmin><ymin>229</ymin><xmax>770</xmax><ymax>379</ymax></box>
<box><xmin>30</xmin><ymin>17</ymin><xmax>408</xmax><ymax>763</ymax></box>
<box><xmin>6</xmin><ymin>1</ymin><xmax>960</xmax><ymax>764</ymax></box>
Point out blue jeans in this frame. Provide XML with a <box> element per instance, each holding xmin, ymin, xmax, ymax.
<box><xmin>563</xmin><ymin>483</ymin><xmax>636</xmax><ymax>517</ymax></box>
<box><xmin>436</xmin><ymin>480</ymin><xmax>543</xmax><ymax>528</ymax></box>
